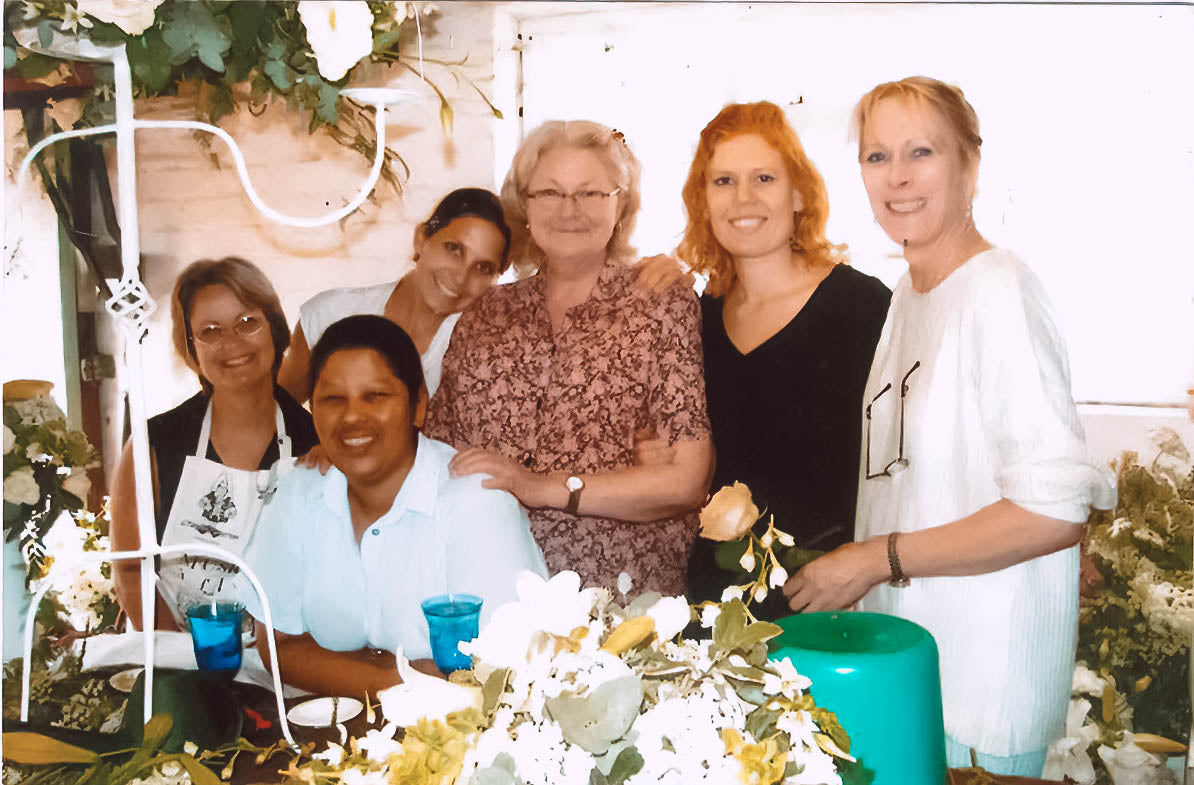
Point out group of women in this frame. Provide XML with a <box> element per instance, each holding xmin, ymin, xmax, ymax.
<box><xmin>110</xmin><ymin>75</ymin><xmax>1114</xmax><ymax>777</ymax></box>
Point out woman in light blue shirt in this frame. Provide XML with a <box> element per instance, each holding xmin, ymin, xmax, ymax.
<box><xmin>242</xmin><ymin>315</ymin><xmax>546</xmax><ymax>698</ymax></box>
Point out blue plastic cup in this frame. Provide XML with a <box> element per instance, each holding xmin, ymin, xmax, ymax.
<box><xmin>770</xmin><ymin>612</ymin><xmax>946</xmax><ymax>785</ymax></box>
<box><xmin>421</xmin><ymin>594</ymin><xmax>482</xmax><ymax>674</ymax></box>
<box><xmin>186</xmin><ymin>601</ymin><xmax>244</xmax><ymax>677</ymax></box>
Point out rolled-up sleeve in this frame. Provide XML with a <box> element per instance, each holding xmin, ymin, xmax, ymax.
<box><xmin>649</xmin><ymin>282</ymin><xmax>712</xmax><ymax>445</ymax></box>
<box><xmin>975</xmin><ymin>268</ymin><xmax>1116</xmax><ymax>522</ymax></box>
<box><xmin>239</xmin><ymin>472</ymin><xmax>308</xmax><ymax>635</ymax></box>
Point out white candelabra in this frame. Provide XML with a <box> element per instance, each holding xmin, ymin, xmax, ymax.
<box><xmin>13</xmin><ymin>25</ymin><xmax>416</xmax><ymax>748</ymax></box>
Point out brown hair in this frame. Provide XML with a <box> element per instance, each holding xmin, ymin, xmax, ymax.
<box><xmin>170</xmin><ymin>257</ymin><xmax>290</xmax><ymax>393</ymax></box>
<box><xmin>852</xmin><ymin>76</ymin><xmax>982</xmax><ymax>166</ymax></box>
<box><xmin>501</xmin><ymin>120</ymin><xmax>641</xmax><ymax>278</ymax></box>
<box><xmin>677</xmin><ymin>101</ymin><xmax>845</xmax><ymax>297</ymax></box>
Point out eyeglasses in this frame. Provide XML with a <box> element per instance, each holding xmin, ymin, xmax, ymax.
<box><xmin>525</xmin><ymin>187</ymin><xmax>620</xmax><ymax>211</ymax></box>
<box><xmin>190</xmin><ymin>314</ymin><xmax>266</xmax><ymax>346</ymax></box>
<box><xmin>865</xmin><ymin>360</ymin><xmax>921</xmax><ymax>480</ymax></box>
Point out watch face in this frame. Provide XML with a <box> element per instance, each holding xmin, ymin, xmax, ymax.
<box><xmin>566</xmin><ymin>476</ymin><xmax>584</xmax><ymax>492</ymax></box>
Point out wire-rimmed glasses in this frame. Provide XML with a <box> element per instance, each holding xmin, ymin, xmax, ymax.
<box><xmin>190</xmin><ymin>314</ymin><xmax>266</xmax><ymax>346</ymax></box>
<box><xmin>865</xmin><ymin>361</ymin><xmax>921</xmax><ymax>480</ymax></box>
<box><xmin>525</xmin><ymin>187</ymin><xmax>621</xmax><ymax>212</ymax></box>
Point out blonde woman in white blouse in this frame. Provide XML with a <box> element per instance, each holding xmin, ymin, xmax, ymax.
<box><xmin>781</xmin><ymin>77</ymin><xmax>1116</xmax><ymax>776</ymax></box>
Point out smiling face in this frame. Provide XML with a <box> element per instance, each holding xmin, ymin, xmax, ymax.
<box><xmin>187</xmin><ymin>284</ymin><xmax>275</xmax><ymax>392</ymax></box>
<box><xmin>311</xmin><ymin>348</ymin><xmax>425</xmax><ymax>488</ymax></box>
<box><xmin>411</xmin><ymin>215</ymin><xmax>506</xmax><ymax>317</ymax></box>
<box><xmin>525</xmin><ymin>146</ymin><xmax>620</xmax><ymax>266</ymax></box>
<box><xmin>859</xmin><ymin>98</ymin><xmax>977</xmax><ymax>252</ymax></box>
<box><xmin>704</xmin><ymin>133</ymin><xmax>803</xmax><ymax>264</ymax></box>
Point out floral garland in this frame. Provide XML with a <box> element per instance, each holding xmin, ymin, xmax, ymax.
<box><xmin>3</xmin><ymin>1</ymin><xmax>486</xmax><ymax>191</ymax></box>
<box><xmin>285</xmin><ymin>571</ymin><xmax>864</xmax><ymax>785</ymax></box>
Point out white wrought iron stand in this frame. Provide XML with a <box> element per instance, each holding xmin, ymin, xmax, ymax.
<box><xmin>13</xmin><ymin>27</ymin><xmax>415</xmax><ymax>748</ymax></box>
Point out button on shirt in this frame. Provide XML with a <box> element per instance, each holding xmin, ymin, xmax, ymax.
<box><xmin>241</xmin><ymin>434</ymin><xmax>547</xmax><ymax>661</ymax></box>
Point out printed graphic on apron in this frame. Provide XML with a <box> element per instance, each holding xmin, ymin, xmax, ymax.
<box><xmin>181</xmin><ymin>472</ymin><xmax>240</xmax><ymax>539</ymax></box>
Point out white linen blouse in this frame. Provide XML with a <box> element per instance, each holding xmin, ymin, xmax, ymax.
<box><xmin>856</xmin><ymin>248</ymin><xmax>1116</xmax><ymax>757</ymax></box>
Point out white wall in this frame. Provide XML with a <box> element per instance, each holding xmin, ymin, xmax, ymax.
<box><xmin>502</xmin><ymin>1</ymin><xmax>1194</xmax><ymax>408</ymax></box>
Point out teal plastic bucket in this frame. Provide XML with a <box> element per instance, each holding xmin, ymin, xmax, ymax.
<box><xmin>770</xmin><ymin>612</ymin><xmax>946</xmax><ymax>785</ymax></box>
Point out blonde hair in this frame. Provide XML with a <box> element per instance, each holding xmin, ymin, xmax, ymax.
<box><xmin>852</xmin><ymin>76</ymin><xmax>982</xmax><ymax>166</ymax></box>
<box><xmin>501</xmin><ymin>120</ymin><xmax>641</xmax><ymax>278</ymax></box>
<box><xmin>677</xmin><ymin>101</ymin><xmax>846</xmax><ymax>298</ymax></box>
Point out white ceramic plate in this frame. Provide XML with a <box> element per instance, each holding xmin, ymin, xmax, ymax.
<box><xmin>109</xmin><ymin>668</ymin><xmax>143</xmax><ymax>693</ymax></box>
<box><xmin>286</xmin><ymin>697</ymin><xmax>363</xmax><ymax>727</ymax></box>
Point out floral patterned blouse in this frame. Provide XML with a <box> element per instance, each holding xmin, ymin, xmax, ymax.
<box><xmin>424</xmin><ymin>260</ymin><xmax>711</xmax><ymax>596</ymax></box>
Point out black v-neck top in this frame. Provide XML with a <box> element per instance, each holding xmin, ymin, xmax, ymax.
<box><xmin>689</xmin><ymin>264</ymin><xmax>891</xmax><ymax>611</ymax></box>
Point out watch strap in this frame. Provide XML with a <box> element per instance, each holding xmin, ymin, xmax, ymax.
<box><xmin>887</xmin><ymin>531</ymin><xmax>911</xmax><ymax>588</ymax></box>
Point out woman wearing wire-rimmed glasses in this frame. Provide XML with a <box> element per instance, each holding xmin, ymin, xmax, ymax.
<box><xmin>425</xmin><ymin>120</ymin><xmax>715</xmax><ymax>598</ymax></box>
<box><xmin>110</xmin><ymin>257</ymin><xmax>318</xmax><ymax>631</ymax></box>
<box><xmin>781</xmin><ymin>77</ymin><xmax>1115</xmax><ymax>776</ymax></box>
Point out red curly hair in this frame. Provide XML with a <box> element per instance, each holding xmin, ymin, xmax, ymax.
<box><xmin>677</xmin><ymin>101</ymin><xmax>845</xmax><ymax>297</ymax></box>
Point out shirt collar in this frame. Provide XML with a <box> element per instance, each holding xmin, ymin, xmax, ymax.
<box><xmin>320</xmin><ymin>432</ymin><xmax>441</xmax><ymax>524</ymax></box>
<box><xmin>525</xmin><ymin>257</ymin><xmax>629</xmax><ymax>308</ymax></box>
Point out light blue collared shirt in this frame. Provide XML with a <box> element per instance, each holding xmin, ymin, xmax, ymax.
<box><xmin>240</xmin><ymin>433</ymin><xmax>547</xmax><ymax>660</ymax></box>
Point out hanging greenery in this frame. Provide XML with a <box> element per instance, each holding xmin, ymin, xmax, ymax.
<box><xmin>3</xmin><ymin>0</ymin><xmax>494</xmax><ymax>193</ymax></box>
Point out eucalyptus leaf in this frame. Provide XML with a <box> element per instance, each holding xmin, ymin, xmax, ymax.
<box><xmin>315</xmin><ymin>81</ymin><xmax>340</xmax><ymax>126</ymax></box>
<box><xmin>36</xmin><ymin>20</ymin><xmax>52</xmax><ymax>49</ymax></box>
<box><xmin>161</xmin><ymin>1</ymin><xmax>232</xmax><ymax>72</ymax></box>
<box><xmin>127</xmin><ymin>27</ymin><xmax>173</xmax><ymax>94</ymax></box>
<box><xmin>606</xmin><ymin>746</ymin><xmax>644</xmax><ymax>785</ymax></box>
<box><xmin>481</xmin><ymin>668</ymin><xmax>511</xmax><ymax>717</ymax></box>
<box><xmin>227</xmin><ymin>1</ymin><xmax>268</xmax><ymax>54</ymax></box>
<box><xmin>545</xmin><ymin>674</ymin><xmax>643</xmax><ymax>754</ymax></box>
<box><xmin>745</xmin><ymin>707</ymin><xmax>782</xmax><ymax>740</ymax></box>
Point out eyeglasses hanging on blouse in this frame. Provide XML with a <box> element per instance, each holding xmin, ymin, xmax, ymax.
<box><xmin>865</xmin><ymin>360</ymin><xmax>921</xmax><ymax>480</ymax></box>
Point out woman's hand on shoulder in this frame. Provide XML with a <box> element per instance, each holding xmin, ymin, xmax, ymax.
<box><xmin>295</xmin><ymin>444</ymin><xmax>333</xmax><ymax>475</ymax></box>
<box><xmin>633</xmin><ymin>254</ymin><xmax>693</xmax><ymax>294</ymax></box>
<box><xmin>449</xmin><ymin>447</ymin><xmax>560</xmax><ymax>509</ymax></box>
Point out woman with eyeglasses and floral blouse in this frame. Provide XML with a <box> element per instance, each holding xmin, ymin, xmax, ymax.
<box><xmin>781</xmin><ymin>77</ymin><xmax>1116</xmax><ymax>776</ymax></box>
<box><xmin>110</xmin><ymin>257</ymin><xmax>318</xmax><ymax>631</ymax></box>
<box><xmin>424</xmin><ymin>120</ymin><xmax>715</xmax><ymax>597</ymax></box>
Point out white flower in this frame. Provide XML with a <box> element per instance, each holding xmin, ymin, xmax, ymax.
<box><xmin>768</xmin><ymin>564</ymin><xmax>788</xmax><ymax>589</ymax></box>
<box><xmin>699</xmin><ymin>603</ymin><xmax>721</xmax><ymax>629</ymax></box>
<box><xmin>77</xmin><ymin>0</ymin><xmax>164</xmax><ymax>36</ymax></box>
<box><xmin>1072</xmin><ymin>664</ymin><xmax>1108</xmax><ymax>698</ymax></box>
<box><xmin>1096</xmin><ymin>735</ymin><xmax>1170</xmax><ymax>785</ymax></box>
<box><xmin>4</xmin><ymin>466</ymin><xmax>41</xmax><ymax>505</ymax></box>
<box><xmin>762</xmin><ymin>657</ymin><xmax>811</xmax><ymax>699</ymax></box>
<box><xmin>298</xmin><ymin>1</ymin><xmax>374</xmax><ymax>82</ymax></box>
<box><xmin>61</xmin><ymin>4</ymin><xmax>94</xmax><ymax>32</ymax></box>
<box><xmin>313</xmin><ymin>742</ymin><xmax>345</xmax><ymax>766</ymax></box>
<box><xmin>62</xmin><ymin>468</ymin><xmax>91</xmax><ymax>501</ymax></box>
<box><xmin>616</xmin><ymin>572</ymin><xmax>632</xmax><ymax>597</ymax></box>
<box><xmin>183</xmin><ymin>742</ymin><xmax>198</xmax><ymax>756</ymax></box>
<box><xmin>645</xmin><ymin>596</ymin><xmax>691</xmax><ymax>643</ymax></box>
<box><xmin>355</xmin><ymin>722</ymin><xmax>402</xmax><ymax>761</ymax></box>
<box><xmin>775</xmin><ymin>530</ymin><xmax>795</xmax><ymax>547</ymax></box>
<box><xmin>1042</xmin><ymin>697</ymin><xmax>1100</xmax><ymax>784</ymax></box>
<box><xmin>738</xmin><ymin>549</ymin><xmax>756</xmax><ymax>572</ymax></box>
<box><xmin>378</xmin><ymin>649</ymin><xmax>481</xmax><ymax>728</ymax></box>
<box><xmin>3</xmin><ymin>425</ymin><xmax>14</xmax><ymax>454</ymax></box>
<box><xmin>720</xmin><ymin>585</ymin><xmax>744</xmax><ymax>602</ymax></box>
<box><xmin>461</xmin><ymin>570</ymin><xmax>597</xmax><ymax>673</ymax></box>
<box><xmin>341</xmin><ymin>767</ymin><xmax>390</xmax><ymax>785</ymax></box>
<box><xmin>752</xmin><ymin>585</ymin><xmax>768</xmax><ymax>602</ymax></box>
<box><xmin>1109</xmin><ymin>517</ymin><xmax>1132</xmax><ymax>538</ymax></box>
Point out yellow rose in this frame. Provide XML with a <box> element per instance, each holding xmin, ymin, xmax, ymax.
<box><xmin>699</xmin><ymin>482</ymin><xmax>760</xmax><ymax>542</ymax></box>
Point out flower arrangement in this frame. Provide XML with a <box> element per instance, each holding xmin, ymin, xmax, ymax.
<box><xmin>1043</xmin><ymin>429</ymin><xmax>1192</xmax><ymax>785</ymax></box>
<box><xmin>3</xmin><ymin>383</ymin><xmax>99</xmax><ymax>584</ymax></box>
<box><xmin>284</xmin><ymin>571</ymin><xmax>863</xmax><ymax>785</ymax></box>
<box><xmin>3</xmin><ymin>1</ymin><xmax>489</xmax><ymax>190</ymax></box>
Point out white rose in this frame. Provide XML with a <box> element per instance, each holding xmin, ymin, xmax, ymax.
<box><xmin>3</xmin><ymin>425</ymin><xmax>14</xmax><ymax>454</ymax></box>
<box><xmin>4</xmin><ymin>466</ymin><xmax>41</xmax><ymax>505</ymax></box>
<box><xmin>62</xmin><ymin>468</ymin><xmax>91</xmax><ymax>501</ymax></box>
<box><xmin>698</xmin><ymin>482</ymin><xmax>759</xmax><ymax>542</ymax></box>
<box><xmin>76</xmin><ymin>0</ymin><xmax>165</xmax><ymax>36</ymax></box>
<box><xmin>298</xmin><ymin>1</ymin><xmax>374</xmax><ymax>82</ymax></box>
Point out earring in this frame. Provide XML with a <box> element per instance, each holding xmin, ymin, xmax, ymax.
<box><xmin>789</xmin><ymin>235</ymin><xmax>800</xmax><ymax>252</ymax></box>
<box><xmin>413</xmin><ymin>253</ymin><xmax>420</xmax><ymax>262</ymax></box>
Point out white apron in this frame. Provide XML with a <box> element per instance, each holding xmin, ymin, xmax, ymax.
<box><xmin>158</xmin><ymin>401</ymin><xmax>292</xmax><ymax>625</ymax></box>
